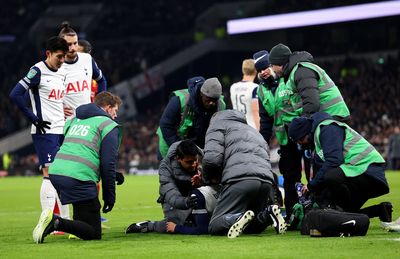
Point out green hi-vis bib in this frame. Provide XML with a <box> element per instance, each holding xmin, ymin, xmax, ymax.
<box><xmin>314</xmin><ymin>119</ymin><xmax>384</xmax><ymax>177</ymax></box>
<box><xmin>49</xmin><ymin>116</ymin><xmax>121</xmax><ymax>182</ymax></box>
<box><xmin>157</xmin><ymin>89</ymin><xmax>225</xmax><ymax>158</ymax></box>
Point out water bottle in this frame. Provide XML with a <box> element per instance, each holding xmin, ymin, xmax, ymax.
<box><xmin>295</xmin><ymin>182</ymin><xmax>305</xmax><ymax>203</ymax></box>
<box><xmin>295</xmin><ymin>182</ymin><xmax>311</xmax><ymax>208</ymax></box>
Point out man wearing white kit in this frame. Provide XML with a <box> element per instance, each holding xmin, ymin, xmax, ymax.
<box><xmin>9</xmin><ymin>36</ymin><xmax>68</xmax><ymax>215</ymax></box>
<box><xmin>58</xmin><ymin>22</ymin><xmax>107</xmax><ymax>117</ymax></box>
<box><xmin>230</xmin><ymin>59</ymin><xmax>260</xmax><ymax>130</ymax></box>
<box><xmin>56</xmin><ymin>22</ymin><xmax>107</xmax><ymax>220</ymax></box>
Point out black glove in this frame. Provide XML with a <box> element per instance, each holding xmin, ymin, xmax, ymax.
<box><xmin>116</xmin><ymin>172</ymin><xmax>124</xmax><ymax>185</ymax></box>
<box><xmin>102</xmin><ymin>202</ymin><xmax>114</xmax><ymax>213</ymax></box>
<box><xmin>185</xmin><ymin>195</ymin><xmax>198</xmax><ymax>208</ymax></box>
<box><xmin>33</xmin><ymin>120</ymin><xmax>51</xmax><ymax>134</ymax></box>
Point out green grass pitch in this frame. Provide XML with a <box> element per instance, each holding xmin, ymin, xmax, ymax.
<box><xmin>0</xmin><ymin>172</ymin><xmax>399</xmax><ymax>258</ymax></box>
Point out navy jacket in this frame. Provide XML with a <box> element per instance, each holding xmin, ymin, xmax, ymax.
<box><xmin>309</xmin><ymin>112</ymin><xmax>345</xmax><ymax>190</ymax></box>
<box><xmin>159</xmin><ymin>76</ymin><xmax>217</xmax><ymax>149</ymax></box>
<box><xmin>309</xmin><ymin>112</ymin><xmax>388</xmax><ymax>191</ymax></box>
<box><xmin>50</xmin><ymin>103</ymin><xmax>119</xmax><ymax>205</ymax></box>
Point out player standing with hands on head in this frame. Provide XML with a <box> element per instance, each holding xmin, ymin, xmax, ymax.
<box><xmin>9</xmin><ymin>36</ymin><xmax>68</xmax><ymax>217</ymax></box>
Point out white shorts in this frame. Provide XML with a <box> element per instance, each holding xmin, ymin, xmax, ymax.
<box><xmin>197</xmin><ymin>185</ymin><xmax>221</xmax><ymax>214</ymax></box>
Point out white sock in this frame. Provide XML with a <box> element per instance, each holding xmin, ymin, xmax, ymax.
<box><xmin>40</xmin><ymin>178</ymin><xmax>57</xmax><ymax>212</ymax></box>
<box><xmin>56</xmin><ymin>196</ymin><xmax>70</xmax><ymax>220</ymax></box>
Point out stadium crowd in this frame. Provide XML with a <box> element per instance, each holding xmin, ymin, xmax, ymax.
<box><xmin>1</xmin><ymin>0</ymin><xmax>399</xmax><ymax>175</ymax></box>
<box><xmin>323</xmin><ymin>55</ymin><xmax>400</xmax><ymax>155</ymax></box>
<box><xmin>2</xmin><ymin>54</ymin><xmax>399</xmax><ymax>175</ymax></box>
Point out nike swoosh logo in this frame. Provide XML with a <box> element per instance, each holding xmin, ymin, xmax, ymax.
<box><xmin>255</xmin><ymin>53</ymin><xmax>268</xmax><ymax>63</ymax></box>
<box><xmin>341</xmin><ymin>220</ymin><xmax>356</xmax><ymax>226</ymax></box>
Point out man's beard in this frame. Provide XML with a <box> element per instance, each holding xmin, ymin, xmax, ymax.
<box><xmin>66</xmin><ymin>52</ymin><xmax>77</xmax><ymax>61</ymax></box>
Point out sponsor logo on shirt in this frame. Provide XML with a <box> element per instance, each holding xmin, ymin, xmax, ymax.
<box><xmin>48</xmin><ymin>89</ymin><xmax>65</xmax><ymax>100</ymax></box>
<box><xmin>66</xmin><ymin>80</ymin><xmax>90</xmax><ymax>93</ymax></box>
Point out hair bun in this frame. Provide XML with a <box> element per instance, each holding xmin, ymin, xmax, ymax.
<box><xmin>61</xmin><ymin>21</ymin><xmax>70</xmax><ymax>29</ymax></box>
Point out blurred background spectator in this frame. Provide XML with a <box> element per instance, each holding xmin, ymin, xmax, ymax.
<box><xmin>388</xmin><ymin>126</ymin><xmax>400</xmax><ymax>170</ymax></box>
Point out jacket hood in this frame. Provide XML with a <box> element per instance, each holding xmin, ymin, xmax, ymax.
<box><xmin>187</xmin><ymin>76</ymin><xmax>206</xmax><ymax>113</ymax></box>
<box><xmin>165</xmin><ymin>141</ymin><xmax>181</xmax><ymax>159</ymax></box>
<box><xmin>283</xmin><ymin>51</ymin><xmax>314</xmax><ymax>77</ymax></box>
<box><xmin>210</xmin><ymin>109</ymin><xmax>247</xmax><ymax>126</ymax></box>
<box><xmin>311</xmin><ymin>111</ymin><xmax>333</xmax><ymax>132</ymax></box>
<box><xmin>76</xmin><ymin>103</ymin><xmax>111</xmax><ymax>120</ymax></box>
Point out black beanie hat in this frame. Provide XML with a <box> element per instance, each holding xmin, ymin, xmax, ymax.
<box><xmin>269</xmin><ymin>43</ymin><xmax>292</xmax><ymax>66</ymax></box>
<box><xmin>253</xmin><ymin>50</ymin><xmax>269</xmax><ymax>72</ymax></box>
<box><xmin>288</xmin><ymin>117</ymin><xmax>313</xmax><ymax>142</ymax></box>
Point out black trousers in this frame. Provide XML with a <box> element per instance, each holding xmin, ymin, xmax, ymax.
<box><xmin>56</xmin><ymin>198</ymin><xmax>102</xmax><ymax>240</ymax></box>
<box><xmin>279</xmin><ymin>140</ymin><xmax>303</xmax><ymax>217</ymax></box>
<box><xmin>316</xmin><ymin>167</ymin><xmax>388</xmax><ymax>213</ymax></box>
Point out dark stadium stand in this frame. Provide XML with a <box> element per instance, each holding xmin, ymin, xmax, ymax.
<box><xmin>1</xmin><ymin>0</ymin><xmax>399</xmax><ymax>175</ymax></box>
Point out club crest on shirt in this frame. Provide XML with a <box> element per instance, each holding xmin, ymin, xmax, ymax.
<box><xmin>26</xmin><ymin>68</ymin><xmax>37</xmax><ymax>79</ymax></box>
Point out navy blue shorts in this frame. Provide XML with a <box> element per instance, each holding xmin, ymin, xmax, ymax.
<box><xmin>32</xmin><ymin>134</ymin><xmax>64</xmax><ymax>167</ymax></box>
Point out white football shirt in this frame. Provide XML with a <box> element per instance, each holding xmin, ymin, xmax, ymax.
<box><xmin>62</xmin><ymin>52</ymin><xmax>103</xmax><ymax>111</ymax></box>
<box><xmin>18</xmin><ymin>61</ymin><xmax>66</xmax><ymax>134</ymax></box>
<box><xmin>230</xmin><ymin>81</ymin><xmax>259</xmax><ymax>129</ymax></box>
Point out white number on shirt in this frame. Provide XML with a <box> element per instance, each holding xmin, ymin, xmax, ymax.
<box><xmin>233</xmin><ymin>94</ymin><xmax>247</xmax><ymax>114</ymax></box>
<box><xmin>69</xmin><ymin>125</ymin><xmax>90</xmax><ymax>136</ymax></box>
